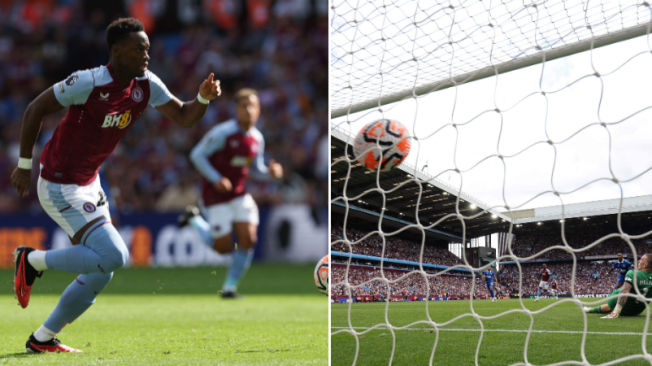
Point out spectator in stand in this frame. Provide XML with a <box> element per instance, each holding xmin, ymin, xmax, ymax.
<box><xmin>331</xmin><ymin>223</ymin><xmax>465</xmax><ymax>268</ymax></box>
<box><xmin>0</xmin><ymin>1</ymin><xmax>327</xmax><ymax>214</ymax></box>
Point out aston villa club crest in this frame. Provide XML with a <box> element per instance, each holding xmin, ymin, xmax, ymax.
<box><xmin>65</xmin><ymin>74</ymin><xmax>79</xmax><ymax>86</ymax></box>
<box><xmin>83</xmin><ymin>202</ymin><xmax>96</xmax><ymax>213</ymax></box>
<box><xmin>132</xmin><ymin>87</ymin><xmax>144</xmax><ymax>102</ymax></box>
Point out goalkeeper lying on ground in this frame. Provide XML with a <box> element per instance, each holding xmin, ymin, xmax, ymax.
<box><xmin>584</xmin><ymin>253</ymin><xmax>652</xmax><ymax>318</ymax></box>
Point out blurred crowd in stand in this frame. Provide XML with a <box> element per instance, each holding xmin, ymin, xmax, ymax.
<box><xmin>331</xmin><ymin>265</ymin><xmax>502</xmax><ymax>299</ymax></box>
<box><xmin>500</xmin><ymin>262</ymin><xmax>616</xmax><ymax>296</ymax></box>
<box><xmin>331</xmin><ymin>222</ymin><xmax>647</xmax><ymax>298</ymax></box>
<box><xmin>332</xmin><ymin>259</ymin><xmax>623</xmax><ymax>298</ymax></box>
<box><xmin>331</xmin><ymin>224</ymin><xmax>465</xmax><ymax>267</ymax></box>
<box><xmin>509</xmin><ymin>229</ymin><xmax>651</xmax><ymax>259</ymax></box>
<box><xmin>0</xmin><ymin>0</ymin><xmax>328</xmax><ymax>214</ymax></box>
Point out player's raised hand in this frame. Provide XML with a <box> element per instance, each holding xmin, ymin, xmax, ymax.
<box><xmin>11</xmin><ymin>167</ymin><xmax>31</xmax><ymax>197</ymax></box>
<box><xmin>269</xmin><ymin>159</ymin><xmax>283</xmax><ymax>179</ymax></box>
<box><xmin>214</xmin><ymin>177</ymin><xmax>232</xmax><ymax>193</ymax></box>
<box><xmin>199</xmin><ymin>73</ymin><xmax>221</xmax><ymax>101</ymax></box>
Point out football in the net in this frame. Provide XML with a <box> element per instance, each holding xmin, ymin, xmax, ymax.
<box><xmin>353</xmin><ymin>119</ymin><xmax>411</xmax><ymax>172</ymax></box>
<box><xmin>314</xmin><ymin>255</ymin><xmax>329</xmax><ymax>295</ymax></box>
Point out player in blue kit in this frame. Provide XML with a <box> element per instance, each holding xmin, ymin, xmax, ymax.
<box><xmin>483</xmin><ymin>267</ymin><xmax>497</xmax><ymax>302</ymax></box>
<box><xmin>606</xmin><ymin>253</ymin><xmax>632</xmax><ymax>289</ymax></box>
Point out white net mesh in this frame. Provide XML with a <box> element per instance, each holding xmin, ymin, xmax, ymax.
<box><xmin>331</xmin><ymin>1</ymin><xmax>652</xmax><ymax>365</ymax></box>
<box><xmin>331</xmin><ymin>0</ymin><xmax>652</xmax><ymax>117</ymax></box>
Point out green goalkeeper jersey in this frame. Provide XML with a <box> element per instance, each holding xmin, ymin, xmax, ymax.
<box><xmin>606</xmin><ymin>269</ymin><xmax>652</xmax><ymax>316</ymax></box>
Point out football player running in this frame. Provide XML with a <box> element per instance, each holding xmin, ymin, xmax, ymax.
<box><xmin>179</xmin><ymin>88</ymin><xmax>283</xmax><ymax>299</ymax></box>
<box><xmin>10</xmin><ymin>17</ymin><xmax>220</xmax><ymax>353</ymax></box>
<box><xmin>534</xmin><ymin>263</ymin><xmax>555</xmax><ymax>302</ymax></box>
<box><xmin>483</xmin><ymin>266</ymin><xmax>498</xmax><ymax>302</ymax></box>
<box><xmin>606</xmin><ymin>253</ymin><xmax>632</xmax><ymax>289</ymax></box>
<box><xmin>550</xmin><ymin>277</ymin><xmax>559</xmax><ymax>299</ymax></box>
<box><xmin>584</xmin><ymin>253</ymin><xmax>652</xmax><ymax>318</ymax></box>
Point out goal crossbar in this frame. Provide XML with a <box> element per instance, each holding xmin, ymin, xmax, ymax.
<box><xmin>332</xmin><ymin>22</ymin><xmax>651</xmax><ymax>118</ymax></box>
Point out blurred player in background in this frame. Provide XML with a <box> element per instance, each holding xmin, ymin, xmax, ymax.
<box><xmin>534</xmin><ymin>263</ymin><xmax>555</xmax><ymax>301</ymax></box>
<box><xmin>9</xmin><ymin>17</ymin><xmax>221</xmax><ymax>353</ymax></box>
<box><xmin>550</xmin><ymin>277</ymin><xmax>559</xmax><ymax>299</ymax></box>
<box><xmin>483</xmin><ymin>266</ymin><xmax>497</xmax><ymax>302</ymax></box>
<box><xmin>584</xmin><ymin>253</ymin><xmax>652</xmax><ymax>318</ymax></box>
<box><xmin>606</xmin><ymin>253</ymin><xmax>632</xmax><ymax>290</ymax></box>
<box><xmin>179</xmin><ymin>88</ymin><xmax>282</xmax><ymax>298</ymax></box>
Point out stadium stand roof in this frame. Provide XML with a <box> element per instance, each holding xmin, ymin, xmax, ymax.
<box><xmin>507</xmin><ymin>196</ymin><xmax>652</xmax><ymax>223</ymax></box>
<box><xmin>331</xmin><ymin>127</ymin><xmax>512</xmax><ymax>239</ymax></box>
<box><xmin>332</xmin><ymin>127</ymin><xmax>652</xmax><ymax>239</ymax></box>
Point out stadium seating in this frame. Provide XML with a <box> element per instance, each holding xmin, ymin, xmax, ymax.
<box><xmin>0</xmin><ymin>1</ymin><xmax>327</xmax><ymax>214</ymax></box>
<box><xmin>332</xmin><ymin>224</ymin><xmax>640</xmax><ymax>297</ymax></box>
<box><xmin>331</xmin><ymin>224</ymin><xmax>464</xmax><ymax>267</ymax></box>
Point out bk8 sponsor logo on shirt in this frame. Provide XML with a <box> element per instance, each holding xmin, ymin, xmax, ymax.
<box><xmin>102</xmin><ymin>110</ymin><xmax>132</xmax><ymax>129</ymax></box>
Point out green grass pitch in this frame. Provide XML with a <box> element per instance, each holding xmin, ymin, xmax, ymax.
<box><xmin>0</xmin><ymin>264</ymin><xmax>327</xmax><ymax>365</ymax></box>
<box><xmin>332</xmin><ymin>298</ymin><xmax>652</xmax><ymax>365</ymax></box>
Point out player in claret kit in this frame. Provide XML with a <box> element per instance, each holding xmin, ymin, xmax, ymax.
<box><xmin>534</xmin><ymin>263</ymin><xmax>555</xmax><ymax>302</ymax></box>
<box><xmin>549</xmin><ymin>277</ymin><xmax>559</xmax><ymax>299</ymax></box>
<box><xmin>9</xmin><ymin>18</ymin><xmax>221</xmax><ymax>353</ymax></box>
<box><xmin>606</xmin><ymin>253</ymin><xmax>632</xmax><ymax>289</ymax></box>
<box><xmin>178</xmin><ymin>88</ymin><xmax>283</xmax><ymax>299</ymax></box>
<box><xmin>483</xmin><ymin>266</ymin><xmax>498</xmax><ymax>302</ymax></box>
<box><xmin>584</xmin><ymin>253</ymin><xmax>652</xmax><ymax>318</ymax></box>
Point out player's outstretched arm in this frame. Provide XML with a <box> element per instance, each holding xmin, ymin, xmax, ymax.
<box><xmin>10</xmin><ymin>87</ymin><xmax>64</xmax><ymax>197</ymax></box>
<box><xmin>268</xmin><ymin>160</ymin><xmax>283</xmax><ymax>179</ymax></box>
<box><xmin>155</xmin><ymin>73</ymin><xmax>221</xmax><ymax>128</ymax></box>
<box><xmin>188</xmin><ymin>122</ymin><xmax>233</xmax><ymax>193</ymax></box>
<box><xmin>249</xmin><ymin>136</ymin><xmax>283</xmax><ymax>181</ymax></box>
<box><xmin>602</xmin><ymin>281</ymin><xmax>632</xmax><ymax>319</ymax></box>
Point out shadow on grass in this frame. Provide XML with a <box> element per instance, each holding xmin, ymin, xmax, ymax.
<box><xmin>234</xmin><ymin>349</ymin><xmax>291</xmax><ymax>353</ymax></box>
<box><xmin>0</xmin><ymin>352</ymin><xmax>38</xmax><ymax>359</ymax></box>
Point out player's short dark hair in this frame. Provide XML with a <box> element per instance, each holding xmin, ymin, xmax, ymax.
<box><xmin>234</xmin><ymin>88</ymin><xmax>258</xmax><ymax>103</ymax></box>
<box><xmin>106</xmin><ymin>18</ymin><xmax>145</xmax><ymax>51</ymax></box>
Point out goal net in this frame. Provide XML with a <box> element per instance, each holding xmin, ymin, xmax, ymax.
<box><xmin>331</xmin><ymin>0</ymin><xmax>652</xmax><ymax>365</ymax></box>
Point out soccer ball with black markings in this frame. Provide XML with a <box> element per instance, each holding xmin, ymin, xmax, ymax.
<box><xmin>353</xmin><ymin>119</ymin><xmax>411</xmax><ymax>172</ymax></box>
<box><xmin>314</xmin><ymin>255</ymin><xmax>329</xmax><ymax>295</ymax></box>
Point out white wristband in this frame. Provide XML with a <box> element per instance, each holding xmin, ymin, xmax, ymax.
<box><xmin>197</xmin><ymin>92</ymin><xmax>210</xmax><ymax>105</ymax></box>
<box><xmin>18</xmin><ymin>158</ymin><xmax>32</xmax><ymax>170</ymax></box>
<box><xmin>613</xmin><ymin>303</ymin><xmax>623</xmax><ymax>315</ymax></box>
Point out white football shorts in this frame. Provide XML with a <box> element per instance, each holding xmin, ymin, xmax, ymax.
<box><xmin>37</xmin><ymin>172</ymin><xmax>111</xmax><ymax>238</ymax></box>
<box><xmin>205</xmin><ymin>193</ymin><xmax>259</xmax><ymax>238</ymax></box>
<box><xmin>539</xmin><ymin>281</ymin><xmax>550</xmax><ymax>290</ymax></box>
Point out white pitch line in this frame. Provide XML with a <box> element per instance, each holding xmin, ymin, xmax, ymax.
<box><xmin>331</xmin><ymin>326</ymin><xmax>652</xmax><ymax>336</ymax></box>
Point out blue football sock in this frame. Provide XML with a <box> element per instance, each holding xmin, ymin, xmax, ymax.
<box><xmin>189</xmin><ymin>216</ymin><xmax>212</xmax><ymax>247</ymax></box>
<box><xmin>223</xmin><ymin>247</ymin><xmax>254</xmax><ymax>292</ymax></box>
<box><xmin>537</xmin><ymin>288</ymin><xmax>541</xmax><ymax>298</ymax></box>
<box><xmin>43</xmin><ymin>272</ymin><xmax>113</xmax><ymax>333</ymax></box>
<box><xmin>45</xmin><ymin>219</ymin><xmax>129</xmax><ymax>274</ymax></box>
<box><xmin>490</xmin><ymin>289</ymin><xmax>494</xmax><ymax>298</ymax></box>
